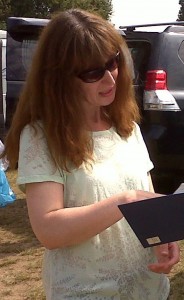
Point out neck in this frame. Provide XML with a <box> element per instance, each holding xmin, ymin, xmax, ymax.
<box><xmin>86</xmin><ymin>110</ymin><xmax>111</xmax><ymax>131</ymax></box>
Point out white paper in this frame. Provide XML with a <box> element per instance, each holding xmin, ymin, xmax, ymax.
<box><xmin>174</xmin><ymin>183</ymin><xmax>184</xmax><ymax>194</ymax></box>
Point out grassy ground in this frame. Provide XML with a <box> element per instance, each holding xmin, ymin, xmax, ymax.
<box><xmin>0</xmin><ymin>170</ymin><xmax>184</xmax><ymax>299</ymax></box>
<box><xmin>0</xmin><ymin>170</ymin><xmax>45</xmax><ymax>300</ymax></box>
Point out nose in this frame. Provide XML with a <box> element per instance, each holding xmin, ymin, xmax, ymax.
<box><xmin>102</xmin><ymin>70</ymin><xmax>116</xmax><ymax>84</ymax></box>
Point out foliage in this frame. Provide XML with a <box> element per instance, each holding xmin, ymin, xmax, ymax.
<box><xmin>0</xmin><ymin>0</ymin><xmax>113</xmax><ymax>29</ymax></box>
<box><xmin>178</xmin><ymin>0</ymin><xmax>184</xmax><ymax>21</ymax></box>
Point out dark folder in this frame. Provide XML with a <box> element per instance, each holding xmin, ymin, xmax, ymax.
<box><xmin>118</xmin><ymin>193</ymin><xmax>184</xmax><ymax>248</ymax></box>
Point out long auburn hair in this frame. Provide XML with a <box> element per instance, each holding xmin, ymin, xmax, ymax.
<box><xmin>3</xmin><ymin>8</ymin><xmax>140</xmax><ymax>170</ymax></box>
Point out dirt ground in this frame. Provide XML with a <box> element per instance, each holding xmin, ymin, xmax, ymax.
<box><xmin>1</xmin><ymin>170</ymin><xmax>184</xmax><ymax>299</ymax></box>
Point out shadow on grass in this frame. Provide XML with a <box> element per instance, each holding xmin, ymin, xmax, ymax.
<box><xmin>0</xmin><ymin>198</ymin><xmax>41</xmax><ymax>256</ymax></box>
<box><xmin>169</xmin><ymin>271</ymin><xmax>184</xmax><ymax>299</ymax></box>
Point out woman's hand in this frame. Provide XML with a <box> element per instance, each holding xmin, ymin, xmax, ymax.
<box><xmin>148</xmin><ymin>242</ymin><xmax>180</xmax><ymax>274</ymax></box>
<box><xmin>120</xmin><ymin>189</ymin><xmax>164</xmax><ymax>205</ymax></box>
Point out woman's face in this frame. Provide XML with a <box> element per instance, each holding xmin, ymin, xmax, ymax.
<box><xmin>77</xmin><ymin>53</ymin><xmax>119</xmax><ymax>114</ymax></box>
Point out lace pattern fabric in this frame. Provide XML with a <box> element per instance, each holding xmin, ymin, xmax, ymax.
<box><xmin>17</xmin><ymin>123</ymin><xmax>170</xmax><ymax>300</ymax></box>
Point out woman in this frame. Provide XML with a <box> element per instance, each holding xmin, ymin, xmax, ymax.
<box><xmin>3</xmin><ymin>9</ymin><xmax>179</xmax><ymax>300</ymax></box>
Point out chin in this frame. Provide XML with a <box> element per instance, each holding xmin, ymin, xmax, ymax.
<box><xmin>102</xmin><ymin>95</ymin><xmax>115</xmax><ymax>106</ymax></box>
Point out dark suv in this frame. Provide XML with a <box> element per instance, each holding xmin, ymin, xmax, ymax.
<box><xmin>119</xmin><ymin>22</ymin><xmax>184</xmax><ymax>193</ymax></box>
<box><xmin>5</xmin><ymin>18</ymin><xmax>184</xmax><ymax>193</ymax></box>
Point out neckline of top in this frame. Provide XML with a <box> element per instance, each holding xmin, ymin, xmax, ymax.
<box><xmin>92</xmin><ymin>127</ymin><xmax>114</xmax><ymax>136</ymax></box>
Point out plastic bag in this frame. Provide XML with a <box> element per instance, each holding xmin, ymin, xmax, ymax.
<box><xmin>0</xmin><ymin>140</ymin><xmax>9</xmax><ymax>171</ymax></box>
<box><xmin>0</xmin><ymin>168</ymin><xmax>16</xmax><ymax>207</ymax></box>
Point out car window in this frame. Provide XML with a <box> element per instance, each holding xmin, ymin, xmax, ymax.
<box><xmin>6</xmin><ymin>33</ymin><xmax>38</xmax><ymax>81</ymax></box>
<box><xmin>22</xmin><ymin>39</ymin><xmax>37</xmax><ymax>71</ymax></box>
<box><xmin>178</xmin><ymin>40</ymin><xmax>184</xmax><ymax>64</ymax></box>
<box><xmin>126</xmin><ymin>41</ymin><xmax>151</xmax><ymax>85</ymax></box>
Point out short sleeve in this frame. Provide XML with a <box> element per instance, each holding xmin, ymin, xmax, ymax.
<box><xmin>133</xmin><ymin>122</ymin><xmax>154</xmax><ymax>173</ymax></box>
<box><xmin>17</xmin><ymin>124</ymin><xmax>65</xmax><ymax>192</ymax></box>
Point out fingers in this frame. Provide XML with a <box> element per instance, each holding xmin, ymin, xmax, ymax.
<box><xmin>168</xmin><ymin>242</ymin><xmax>180</xmax><ymax>265</ymax></box>
<box><xmin>154</xmin><ymin>244</ymin><xmax>169</xmax><ymax>263</ymax></box>
<box><xmin>148</xmin><ymin>262</ymin><xmax>172</xmax><ymax>274</ymax></box>
<box><xmin>148</xmin><ymin>242</ymin><xmax>180</xmax><ymax>274</ymax></box>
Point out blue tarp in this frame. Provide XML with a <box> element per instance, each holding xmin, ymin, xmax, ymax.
<box><xmin>0</xmin><ymin>168</ymin><xmax>16</xmax><ymax>207</ymax></box>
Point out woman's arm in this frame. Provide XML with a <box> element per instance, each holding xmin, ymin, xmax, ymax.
<box><xmin>26</xmin><ymin>181</ymin><xmax>161</xmax><ymax>249</ymax></box>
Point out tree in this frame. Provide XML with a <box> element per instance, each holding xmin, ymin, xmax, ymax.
<box><xmin>0</xmin><ymin>0</ymin><xmax>113</xmax><ymax>29</ymax></box>
<box><xmin>178</xmin><ymin>0</ymin><xmax>184</xmax><ymax>20</ymax></box>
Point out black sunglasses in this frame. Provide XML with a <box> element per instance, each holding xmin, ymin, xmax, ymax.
<box><xmin>77</xmin><ymin>52</ymin><xmax>120</xmax><ymax>83</ymax></box>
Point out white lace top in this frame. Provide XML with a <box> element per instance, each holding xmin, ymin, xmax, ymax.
<box><xmin>17</xmin><ymin>123</ymin><xmax>170</xmax><ymax>300</ymax></box>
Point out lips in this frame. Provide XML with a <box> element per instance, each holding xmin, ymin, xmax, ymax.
<box><xmin>99</xmin><ymin>87</ymin><xmax>114</xmax><ymax>96</ymax></box>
